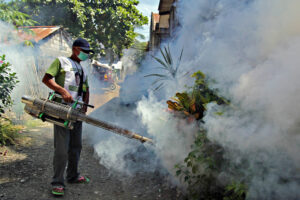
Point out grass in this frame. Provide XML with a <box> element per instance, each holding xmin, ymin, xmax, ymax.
<box><xmin>0</xmin><ymin>118</ymin><xmax>23</xmax><ymax>145</ymax></box>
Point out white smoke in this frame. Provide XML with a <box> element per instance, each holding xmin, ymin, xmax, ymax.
<box><xmin>90</xmin><ymin>0</ymin><xmax>300</xmax><ymax>198</ymax></box>
<box><xmin>136</xmin><ymin>94</ymin><xmax>197</xmax><ymax>179</ymax></box>
<box><xmin>0</xmin><ymin>21</ymin><xmax>51</xmax><ymax>119</ymax></box>
<box><xmin>165</xmin><ymin>0</ymin><xmax>299</xmax><ymax>198</ymax></box>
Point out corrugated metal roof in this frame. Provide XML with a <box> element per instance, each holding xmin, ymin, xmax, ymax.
<box><xmin>18</xmin><ymin>26</ymin><xmax>61</xmax><ymax>43</ymax></box>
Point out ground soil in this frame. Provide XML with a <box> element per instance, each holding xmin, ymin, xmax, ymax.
<box><xmin>0</xmin><ymin>84</ymin><xmax>185</xmax><ymax>200</ymax></box>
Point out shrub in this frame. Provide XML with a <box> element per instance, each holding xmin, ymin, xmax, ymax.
<box><xmin>169</xmin><ymin>71</ymin><xmax>246</xmax><ymax>199</ymax></box>
<box><xmin>167</xmin><ymin>71</ymin><xmax>227</xmax><ymax>122</ymax></box>
<box><xmin>0</xmin><ymin>117</ymin><xmax>22</xmax><ymax>145</ymax></box>
<box><xmin>175</xmin><ymin>130</ymin><xmax>226</xmax><ymax>200</ymax></box>
<box><xmin>0</xmin><ymin>54</ymin><xmax>19</xmax><ymax>115</ymax></box>
<box><xmin>224</xmin><ymin>181</ymin><xmax>247</xmax><ymax>200</ymax></box>
<box><xmin>0</xmin><ymin>54</ymin><xmax>20</xmax><ymax>145</ymax></box>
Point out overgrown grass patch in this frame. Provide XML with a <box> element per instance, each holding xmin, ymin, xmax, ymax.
<box><xmin>0</xmin><ymin>118</ymin><xmax>23</xmax><ymax>145</ymax></box>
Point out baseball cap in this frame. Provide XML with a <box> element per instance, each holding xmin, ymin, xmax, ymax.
<box><xmin>72</xmin><ymin>38</ymin><xmax>95</xmax><ymax>54</ymax></box>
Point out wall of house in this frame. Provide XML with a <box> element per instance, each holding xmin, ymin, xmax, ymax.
<box><xmin>39</xmin><ymin>30</ymin><xmax>72</xmax><ymax>58</ymax></box>
<box><xmin>149</xmin><ymin>0</ymin><xmax>178</xmax><ymax>51</ymax></box>
<box><xmin>29</xmin><ymin>30</ymin><xmax>73</xmax><ymax>97</ymax></box>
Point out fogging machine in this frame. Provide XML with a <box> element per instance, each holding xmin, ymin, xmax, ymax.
<box><xmin>21</xmin><ymin>93</ymin><xmax>153</xmax><ymax>145</ymax></box>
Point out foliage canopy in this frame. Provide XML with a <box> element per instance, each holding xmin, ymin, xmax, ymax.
<box><xmin>14</xmin><ymin>0</ymin><xmax>148</xmax><ymax>58</ymax></box>
<box><xmin>0</xmin><ymin>0</ymin><xmax>36</xmax><ymax>27</ymax></box>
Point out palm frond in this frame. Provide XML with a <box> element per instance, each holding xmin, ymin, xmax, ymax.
<box><xmin>175</xmin><ymin>48</ymin><xmax>184</xmax><ymax>74</ymax></box>
<box><xmin>167</xmin><ymin>45</ymin><xmax>173</xmax><ymax>65</ymax></box>
<box><xmin>151</xmin><ymin>78</ymin><xmax>168</xmax><ymax>86</ymax></box>
<box><xmin>153</xmin><ymin>82</ymin><xmax>165</xmax><ymax>91</ymax></box>
<box><xmin>145</xmin><ymin>44</ymin><xmax>184</xmax><ymax>91</ymax></box>
<box><xmin>144</xmin><ymin>73</ymin><xmax>169</xmax><ymax>78</ymax></box>
<box><xmin>152</xmin><ymin>56</ymin><xmax>170</xmax><ymax>70</ymax></box>
<box><xmin>160</xmin><ymin>47</ymin><xmax>171</xmax><ymax>69</ymax></box>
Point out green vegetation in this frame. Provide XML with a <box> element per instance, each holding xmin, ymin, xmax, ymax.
<box><xmin>0</xmin><ymin>3</ymin><xmax>34</xmax><ymax>145</ymax></box>
<box><xmin>171</xmin><ymin>72</ymin><xmax>230</xmax><ymax>199</ymax></box>
<box><xmin>0</xmin><ymin>0</ymin><xmax>36</xmax><ymax>27</ymax></box>
<box><xmin>0</xmin><ymin>55</ymin><xmax>19</xmax><ymax>115</ymax></box>
<box><xmin>0</xmin><ymin>55</ymin><xmax>21</xmax><ymax>145</ymax></box>
<box><xmin>0</xmin><ymin>117</ymin><xmax>22</xmax><ymax>145</ymax></box>
<box><xmin>167</xmin><ymin>71</ymin><xmax>227</xmax><ymax>121</ymax></box>
<box><xmin>13</xmin><ymin>0</ymin><xmax>148</xmax><ymax>58</ymax></box>
<box><xmin>130</xmin><ymin>35</ymin><xmax>148</xmax><ymax>67</ymax></box>
<box><xmin>145</xmin><ymin>45</ymin><xmax>183</xmax><ymax>90</ymax></box>
<box><xmin>224</xmin><ymin>181</ymin><xmax>247</xmax><ymax>200</ymax></box>
<box><xmin>153</xmin><ymin>48</ymin><xmax>246</xmax><ymax>199</ymax></box>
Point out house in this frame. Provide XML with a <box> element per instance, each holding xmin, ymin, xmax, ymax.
<box><xmin>18</xmin><ymin>26</ymin><xmax>73</xmax><ymax>70</ymax></box>
<box><xmin>149</xmin><ymin>13</ymin><xmax>160</xmax><ymax>51</ymax></box>
<box><xmin>149</xmin><ymin>0</ymin><xmax>178</xmax><ymax>51</ymax></box>
<box><xmin>18</xmin><ymin>26</ymin><xmax>73</xmax><ymax>96</ymax></box>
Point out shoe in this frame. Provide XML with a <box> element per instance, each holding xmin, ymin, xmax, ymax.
<box><xmin>52</xmin><ymin>185</ymin><xmax>64</xmax><ymax>196</ymax></box>
<box><xmin>68</xmin><ymin>175</ymin><xmax>90</xmax><ymax>184</ymax></box>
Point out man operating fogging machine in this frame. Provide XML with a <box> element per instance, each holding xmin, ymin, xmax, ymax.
<box><xmin>42</xmin><ymin>38</ymin><xmax>93</xmax><ymax>196</ymax></box>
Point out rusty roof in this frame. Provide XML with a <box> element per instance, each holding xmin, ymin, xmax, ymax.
<box><xmin>152</xmin><ymin>13</ymin><xmax>160</xmax><ymax>31</ymax></box>
<box><xmin>18</xmin><ymin>26</ymin><xmax>61</xmax><ymax>43</ymax></box>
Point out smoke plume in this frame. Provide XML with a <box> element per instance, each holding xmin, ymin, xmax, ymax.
<box><xmin>91</xmin><ymin>0</ymin><xmax>300</xmax><ymax>198</ymax></box>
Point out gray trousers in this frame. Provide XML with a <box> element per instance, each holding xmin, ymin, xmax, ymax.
<box><xmin>51</xmin><ymin>121</ymin><xmax>82</xmax><ymax>186</ymax></box>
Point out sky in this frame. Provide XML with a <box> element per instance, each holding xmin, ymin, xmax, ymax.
<box><xmin>136</xmin><ymin>0</ymin><xmax>160</xmax><ymax>41</ymax></box>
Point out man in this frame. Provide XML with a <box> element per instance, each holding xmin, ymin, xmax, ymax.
<box><xmin>42</xmin><ymin>38</ymin><xmax>94</xmax><ymax>196</ymax></box>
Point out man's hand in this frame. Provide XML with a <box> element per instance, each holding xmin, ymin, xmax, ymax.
<box><xmin>82</xmin><ymin>105</ymin><xmax>87</xmax><ymax>113</ymax></box>
<box><xmin>42</xmin><ymin>74</ymin><xmax>73</xmax><ymax>103</ymax></box>
<box><xmin>59</xmin><ymin>88</ymin><xmax>73</xmax><ymax>103</ymax></box>
<box><xmin>82</xmin><ymin>88</ymin><xmax>90</xmax><ymax>113</ymax></box>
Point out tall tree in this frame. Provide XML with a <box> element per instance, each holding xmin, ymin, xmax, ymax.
<box><xmin>0</xmin><ymin>0</ymin><xmax>35</xmax><ymax>27</ymax></box>
<box><xmin>15</xmin><ymin>0</ymin><xmax>148</xmax><ymax>59</ymax></box>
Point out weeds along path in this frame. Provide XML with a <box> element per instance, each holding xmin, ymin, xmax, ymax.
<box><xmin>0</xmin><ymin>126</ymin><xmax>182</xmax><ymax>200</ymax></box>
<box><xmin>0</xmin><ymin>85</ymin><xmax>183</xmax><ymax>200</ymax></box>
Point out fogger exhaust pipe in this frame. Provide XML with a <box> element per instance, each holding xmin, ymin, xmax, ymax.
<box><xmin>21</xmin><ymin>95</ymin><xmax>154</xmax><ymax>145</ymax></box>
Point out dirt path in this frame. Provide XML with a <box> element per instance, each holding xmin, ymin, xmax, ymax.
<box><xmin>0</xmin><ymin>126</ymin><xmax>182</xmax><ymax>200</ymax></box>
<box><xmin>0</xmin><ymin>85</ymin><xmax>184</xmax><ymax>200</ymax></box>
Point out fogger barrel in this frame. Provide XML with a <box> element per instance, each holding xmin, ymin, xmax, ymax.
<box><xmin>21</xmin><ymin>95</ymin><xmax>153</xmax><ymax>145</ymax></box>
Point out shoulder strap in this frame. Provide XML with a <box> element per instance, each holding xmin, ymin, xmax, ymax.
<box><xmin>78</xmin><ymin>69</ymin><xmax>84</xmax><ymax>97</ymax></box>
<box><xmin>67</xmin><ymin>58</ymin><xmax>84</xmax><ymax>97</ymax></box>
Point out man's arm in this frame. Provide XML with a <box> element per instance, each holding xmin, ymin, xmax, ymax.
<box><xmin>42</xmin><ymin>73</ymin><xmax>73</xmax><ymax>102</ymax></box>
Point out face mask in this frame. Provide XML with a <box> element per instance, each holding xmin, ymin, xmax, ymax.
<box><xmin>78</xmin><ymin>51</ymin><xmax>89</xmax><ymax>61</ymax></box>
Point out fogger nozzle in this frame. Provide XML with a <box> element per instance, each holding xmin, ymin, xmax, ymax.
<box><xmin>21</xmin><ymin>95</ymin><xmax>154</xmax><ymax>145</ymax></box>
<box><xmin>21</xmin><ymin>95</ymin><xmax>35</xmax><ymax>105</ymax></box>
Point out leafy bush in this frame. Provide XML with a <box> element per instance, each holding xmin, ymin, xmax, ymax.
<box><xmin>0</xmin><ymin>117</ymin><xmax>22</xmax><ymax>145</ymax></box>
<box><xmin>175</xmin><ymin>130</ymin><xmax>225</xmax><ymax>200</ymax></box>
<box><xmin>167</xmin><ymin>71</ymin><xmax>227</xmax><ymax>122</ymax></box>
<box><xmin>0</xmin><ymin>54</ymin><xmax>20</xmax><ymax>145</ymax></box>
<box><xmin>169</xmin><ymin>71</ymin><xmax>246</xmax><ymax>199</ymax></box>
<box><xmin>0</xmin><ymin>54</ymin><xmax>19</xmax><ymax>115</ymax></box>
<box><xmin>224</xmin><ymin>181</ymin><xmax>247</xmax><ymax>200</ymax></box>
